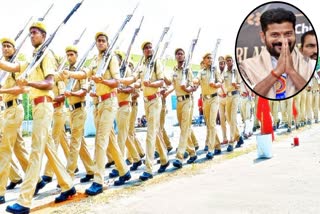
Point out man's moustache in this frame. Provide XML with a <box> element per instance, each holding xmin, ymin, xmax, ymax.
<box><xmin>272</xmin><ymin>42</ymin><xmax>292</xmax><ymax>47</ymax></box>
<box><xmin>311</xmin><ymin>53</ymin><xmax>318</xmax><ymax>59</ymax></box>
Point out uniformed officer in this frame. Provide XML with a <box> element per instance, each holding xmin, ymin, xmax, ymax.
<box><xmin>217</xmin><ymin>56</ymin><xmax>228</xmax><ymax>145</ymax></box>
<box><xmin>166</xmin><ymin>48</ymin><xmax>198</xmax><ymax>168</ymax></box>
<box><xmin>280</xmin><ymin>98</ymin><xmax>293</xmax><ymax>132</ymax></box>
<box><xmin>298</xmin><ymin>89</ymin><xmax>307</xmax><ymax>127</ymax></box>
<box><xmin>159</xmin><ymin>86</ymin><xmax>173</xmax><ymax>152</ymax></box>
<box><xmin>193</xmin><ymin>52</ymin><xmax>222</xmax><ymax>159</ymax></box>
<box><xmin>0</xmin><ymin>38</ymin><xmax>31</xmax><ymax>192</ymax></box>
<box><xmin>120</xmin><ymin>41</ymin><xmax>169</xmax><ymax>181</ymax></box>
<box><xmin>62</xmin><ymin>45</ymin><xmax>95</xmax><ymax>182</ymax></box>
<box><xmin>126</xmin><ymin>80</ymin><xmax>145</xmax><ymax>161</ymax></box>
<box><xmin>64</xmin><ymin>32</ymin><xmax>131</xmax><ymax>195</ymax></box>
<box><xmin>108</xmin><ymin>51</ymin><xmax>142</xmax><ymax>177</ymax></box>
<box><xmin>0</xmin><ymin>37</ymin><xmax>31</xmax><ymax>203</ymax></box>
<box><xmin>223</xmin><ymin>55</ymin><xmax>244</xmax><ymax>152</ymax></box>
<box><xmin>1</xmin><ymin>22</ymin><xmax>75</xmax><ymax>214</ymax></box>
<box><xmin>41</xmin><ymin>47</ymin><xmax>72</xmax><ymax>184</ymax></box>
<box><xmin>240</xmin><ymin>81</ymin><xmax>253</xmax><ymax>138</ymax></box>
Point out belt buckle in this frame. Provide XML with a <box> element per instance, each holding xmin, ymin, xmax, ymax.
<box><xmin>227</xmin><ymin>91</ymin><xmax>232</xmax><ymax>97</ymax></box>
<box><xmin>143</xmin><ymin>97</ymin><xmax>149</xmax><ymax>102</ymax></box>
<box><xmin>177</xmin><ymin>96</ymin><xmax>183</xmax><ymax>102</ymax></box>
<box><xmin>205</xmin><ymin>95</ymin><xmax>211</xmax><ymax>99</ymax></box>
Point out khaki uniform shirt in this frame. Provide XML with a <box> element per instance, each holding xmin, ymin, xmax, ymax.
<box><xmin>196</xmin><ymin>67</ymin><xmax>222</xmax><ymax>96</ymax></box>
<box><xmin>67</xmin><ymin>64</ymin><xmax>87</xmax><ymax>105</ymax></box>
<box><xmin>2</xmin><ymin>58</ymin><xmax>23</xmax><ymax>102</ymax></box>
<box><xmin>85</xmin><ymin>54</ymin><xmax>119</xmax><ymax>96</ymax></box>
<box><xmin>171</xmin><ymin>66</ymin><xmax>193</xmax><ymax>96</ymax></box>
<box><xmin>134</xmin><ymin>58</ymin><xmax>164</xmax><ymax>97</ymax></box>
<box><xmin>240</xmin><ymin>47</ymin><xmax>313</xmax><ymax>98</ymax></box>
<box><xmin>117</xmin><ymin>67</ymin><xmax>132</xmax><ymax>102</ymax></box>
<box><xmin>217</xmin><ymin>68</ymin><xmax>227</xmax><ymax>96</ymax></box>
<box><xmin>23</xmin><ymin>47</ymin><xmax>56</xmax><ymax>100</ymax></box>
<box><xmin>223</xmin><ymin>66</ymin><xmax>241</xmax><ymax>92</ymax></box>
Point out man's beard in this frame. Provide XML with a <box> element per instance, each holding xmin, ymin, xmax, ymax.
<box><xmin>265</xmin><ymin>39</ymin><xmax>295</xmax><ymax>58</ymax></box>
<box><xmin>310</xmin><ymin>52</ymin><xmax>318</xmax><ymax>60</ymax></box>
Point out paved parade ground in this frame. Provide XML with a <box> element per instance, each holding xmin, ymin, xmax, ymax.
<box><xmin>1</xmin><ymin>120</ymin><xmax>320</xmax><ymax>214</ymax></box>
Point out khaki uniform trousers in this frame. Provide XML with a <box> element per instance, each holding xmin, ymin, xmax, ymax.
<box><xmin>306</xmin><ymin>91</ymin><xmax>313</xmax><ymax>121</ymax></box>
<box><xmin>116</xmin><ymin>104</ymin><xmax>141</xmax><ymax>163</ymax></box>
<box><xmin>240</xmin><ymin>96</ymin><xmax>252</xmax><ymax>135</ymax></box>
<box><xmin>8</xmin><ymin>131</ymin><xmax>30</xmax><ymax>183</ymax></box>
<box><xmin>0</xmin><ymin>104</ymin><xmax>31</xmax><ymax>195</ymax></box>
<box><xmin>312</xmin><ymin>90</ymin><xmax>319</xmax><ymax>121</ymax></box>
<box><xmin>281</xmin><ymin>99</ymin><xmax>293</xmax><ymax>127</ymax></box>
<box><xmin>44</xmin><ymin>105</ymin><xmax>70</xmax><ymax>177</ymax></box>
<box><xmin>127</xmin><ymin>102</ymin><xmax>145</xmax><ymax>161</ymax></box>
<box><xmin>219</xmin><ymin>96</ymin><xmax>228</xmax><ymax>141</ymax></box>
<box><xmin>189</xmin><ymin>97</ymin><xmax>199</xmax><ymax>148</ymax></box>
<box><xmin>95</xmin><ymin>97</ymin><xmax>128</xmax><ymax>184</ymax></box>
<box><xmin>189</xmin><ymin>129</ymin><xmax>199</xmax><ymax>149</ymax></box>
<box><xmin>0</xmin><ymin>104</ymin><xmax>3</xmax><ymax>141</ymax></box>
<box><xmin>106</xmin><ymin>129</ymin><xmax>116</xmax><ymax>163</ymax></box>
<box><xmin>176</xmin><ymin>98</ymin><xmax>196</xmax><ymax>161</ymax></box>
<box><xmin>299</xmin><ymin>90</ymin><xmax>307</xmax><ymax>123</ymax></box>
<box><xmin>203</xmin><ymin>96</ymin><xmax>219</xmax><ymax>152</ymax></box>
<box><xmin>160</xmin><ymin>99</ymin><xmax>172</xmax><ymax>150</ymax></box>
<box><xmin>9</xmin><ymin>161</ymin><xmax>23</xmax><ymax>183</ymax></box>
<box><xmin>66</xmin><ymin>106</ymin><xmax>94</xmax><ymax>178</ymax></box>
<box><xmin>270</xmin><ymin>101</ymin><xmax>279</xmax><ymax>127</ymax></box>
<box><xmin>144</xmin><ymin>97</ymin><xmax>168</xmax><ymax>173</ymax></box>
<box><xmin>1</xmin><ymin>124</ymin><xmax>30</xmax><ymax>184</ymax></box>
<box><xmin>226</xmin><ymin>94</ymin><xmax>240</xmax><ymax>144</ymax></box>
<box><xmin>17</xmin><ymin>102</ymin><xmax>73</xmax><ymax>208</ymax></box>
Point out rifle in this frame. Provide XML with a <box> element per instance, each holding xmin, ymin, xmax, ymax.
<box><xmin>120</xmin><ymin>16</ymin><xmax>144</xmax><ymax>78</ymax></box>
<box><xmin>0</xmin><ymin>3</ymin><xmax>54</xmax><ymax>86</ymax></box>
<box><xmin>95</xmin><ymin>3</ymin><xmax>138</xmax><ymax>78</ymax></box>
<box><xmin>0</xmin><ymin>16</ymin><xmax>33</xmax><ymax>60</ymax></box>
<box><xmin>57</xmin><ymin>28</ymin><xmax>86</xmax><ymax>74</ymax></box>
<box><xmin>159</xmin><ymin>32</ymin><xmax>173</xmax><ymax>60</ymax></box>
<box><xmin>209</xmin><ymin>38</ymin><xmax>221</xmax><ymax>84</ymax></box>
<box><xmin>18</xmin><ymin>0</ymin><xmax>84</xmax><ymax>81</ymax></box>
<box><xmin>59</xmin><ymin>28</ymin><xmax>87</xmax><ymax>91</ymax></box>
<box><xmin>144</xmin><ymin>17</ymin><xmax>173</xmax><ymax>81</ymax></box>
<box><xmin>14</xmin><ymin>16</ymin><xmax>33</xmax><ymax>42</ymax></box>
<box><xmin>181</xmin><ymin>28</ymin><xmax>201</xmax><ymax>86</ymax></box>
<box><xmin>37</xmin><ymin>3</ymin><xmax>54</xmax><ymax>21</ymax></box>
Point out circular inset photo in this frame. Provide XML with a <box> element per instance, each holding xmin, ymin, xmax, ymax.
<box><xmin>235</xmin><ymin>1</ymin><xmax>318</xmax><ymax>100</ymax></box>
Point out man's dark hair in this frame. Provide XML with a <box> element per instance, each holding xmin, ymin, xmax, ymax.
<box><xmin>260</xmin><ymin>8</ymin><xmax>296</xmax><ymax>33</ymax></box>
<box><xmin>301</xmin><ymin>30</ymin><xmax>315</xmax><ymax>48</ymax></box>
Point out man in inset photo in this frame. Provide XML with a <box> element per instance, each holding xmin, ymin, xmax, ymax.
<box><xmin>239</xmin><ymin>7</ymin><xmax>316</xmax><ymax>100</ymax></box>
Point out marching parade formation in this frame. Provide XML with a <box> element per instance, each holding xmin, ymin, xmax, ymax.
<box><xmin>0</xmin><ymin>1</ymin><xmax>318</xmax><ymax>214</ymax></box>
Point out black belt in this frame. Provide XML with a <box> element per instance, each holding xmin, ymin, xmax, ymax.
<box><xmin>177</xmin><ymin>94</ymin><xmax>191</xmax><ymax>102</ymax></box>
<box><xmin>69</xmin><ymin>101</ymin><xmax>86</xmax><ymax>111</ymax></box>
<box><xmin>4</xmin><ymin>99</ymin><xmax>22</xmax><ymax>109</ymax></box>
<box><xmin>203</xmin><ymin>93</ymin><xmax>218</xmax><ymax>100</ymax></box>
<box><xmin>227</xmin><ymin>90</ymin><xmax>239</xmax><ymax>96</ymax></box>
